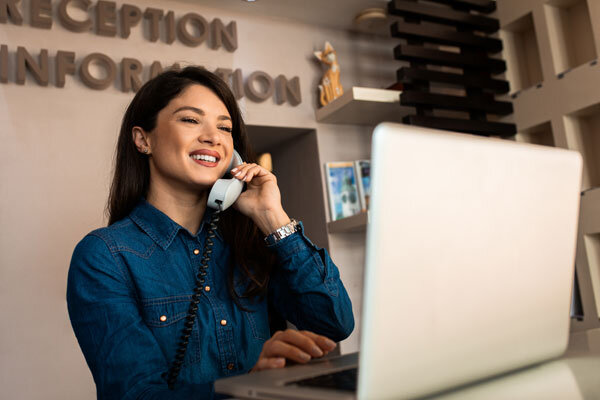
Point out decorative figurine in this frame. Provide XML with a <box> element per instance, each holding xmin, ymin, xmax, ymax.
<box><xmin>314</xmin><ymin>41</ymin><xmax>343</xmax><ymax>107</ymax></box>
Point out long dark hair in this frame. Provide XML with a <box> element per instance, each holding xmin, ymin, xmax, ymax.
<box><xmin>107</xmin><ymin>66</ymin><xmax>275</xmax><ymax>300</ymax></box>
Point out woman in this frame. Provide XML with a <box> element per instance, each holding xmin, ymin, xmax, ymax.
<box><xmin>66</xmin><ymin>66</ymin><xmax>354</xmax><ymax>399</ymax></box>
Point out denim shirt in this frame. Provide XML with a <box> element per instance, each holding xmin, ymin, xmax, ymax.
<box><xmin>66</xmin><ymin>199</ymin><xmax>354</xmax><ymax>400</ymax></box>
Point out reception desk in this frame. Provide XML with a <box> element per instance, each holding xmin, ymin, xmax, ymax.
<box><xmin>430</xmin><ymin>328</ymin><xmax>600</xmax><ymax>399</ymax></box>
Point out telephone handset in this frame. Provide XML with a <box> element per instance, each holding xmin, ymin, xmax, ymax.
<box><xmin>207</xmin><ymin>149</ymin><xmax>244</xmax><ymax>212</ymax></box>
<box><xmin>165</xmin><ymin>149</ymin><xmax>244</xmax><ymax>389</ymax></box>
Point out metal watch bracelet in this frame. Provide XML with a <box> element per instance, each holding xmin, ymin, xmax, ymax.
<box><xmin>264</xmin><ymin>219</ymin><xmax>299</xmax><ymax>245</ymax></box>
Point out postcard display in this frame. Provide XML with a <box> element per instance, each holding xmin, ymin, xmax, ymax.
<box><xmin>325</xmin><ymin>160</ymin><xmax>370</xmax><ymax>221</ymax></box>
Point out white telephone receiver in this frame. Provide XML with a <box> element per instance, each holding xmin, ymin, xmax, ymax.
<box><xmin>207</xmin><ymin>149</ymin><xmax>244</xmax><ymax>212</ymax></box>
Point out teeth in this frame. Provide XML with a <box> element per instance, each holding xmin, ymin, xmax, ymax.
<box><xmin>190</xmin><ymin>154</ymin><xmax>217</xmax><ymax>163</ymax></box>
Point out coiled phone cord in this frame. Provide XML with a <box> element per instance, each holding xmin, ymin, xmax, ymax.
<box><xmin>165</xmin><ymin>212</ymin><xmax>220</xmax><ymax>390</ymax></box>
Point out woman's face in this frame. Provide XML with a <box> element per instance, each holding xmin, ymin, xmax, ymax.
<box><xmin>136</xmin><ymin>84</ymin><xmax>235</xmax><ymax>195</ymax></box>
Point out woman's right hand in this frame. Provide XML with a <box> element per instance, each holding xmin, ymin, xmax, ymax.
<box><xmin>250</xmin><ymin>329</ymin><xmax>337</xmax><ymax>372</ymax></box>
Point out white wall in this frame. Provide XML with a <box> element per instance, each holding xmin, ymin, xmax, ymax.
<box><xmin>0</xmin><ymin>1</ymin><xmax>396</xmax><ymax>398</ymax></box>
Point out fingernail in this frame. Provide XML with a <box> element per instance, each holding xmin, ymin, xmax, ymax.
<box><xmin>299</xmin><ymin>352</ymin><xmax>311</xmax><ymax>362</ymax></box>
<box><xmin>234</xmin><ymin>171</ymin><xmax>241</xmax><ymax>176</ymax></box>
<box><xmin>312</xmin><ymin>346</ymin><xmax>323</xmax><ymax>357</ymax></box>
<box><xmin>325</xmin><ymin>339</ymin><xmax>336</xmax><ymax>350</ymax></box>
<box><xmin>231</xmin><ymin>167</ymin><xmax>238</xmax><ymax>173</ymax></box>
<box><xmin>275</xmin><ymin>357</ymin><xmax>285</xmax><ymax>367</ymax></box>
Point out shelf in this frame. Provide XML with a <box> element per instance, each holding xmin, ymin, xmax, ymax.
<box><xmin>327</xmin><ymin>211</ymin><xmax>368</xmax><ymax>233</ymax></box>
<box><xmin>501</xmin><ymin>12</ymin><xmax>544</xmax><ymax>93</ymax></box>
<box><xmin>315</xmin><ymin>87</ymin><xmax>411</xmax><ymax>126</ymax></box>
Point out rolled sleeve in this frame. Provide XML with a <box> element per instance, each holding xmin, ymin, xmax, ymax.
<box><xmin>267</xmin><ymin>222</ymin><xmax>355</xmax><ymax>342</ymax></box>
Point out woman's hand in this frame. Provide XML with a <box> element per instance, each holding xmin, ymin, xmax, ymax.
<box><xmin>250</xmin><ymin>329</ymin><xmax>337</xmax><ymax>372</ymax></box>
<box><xmin>231</xmin><ymin>163</ymin><xmax>291</xmax><ymax>235</ymax></box>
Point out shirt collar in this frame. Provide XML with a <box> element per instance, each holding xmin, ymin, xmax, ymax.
<box><xmin>129</xmin><ymin>198</ymin><xmax>216</xmax><ymax>250</ymax></box>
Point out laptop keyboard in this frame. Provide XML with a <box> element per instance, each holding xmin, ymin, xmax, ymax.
<box><xmin>286</xmin><ymin>367</ymin><xmax>358</xmax><ymax>392</ymax></box>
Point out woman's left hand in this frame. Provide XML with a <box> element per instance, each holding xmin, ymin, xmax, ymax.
<box><xmin>231</xmin><ymin>163</ymin><xmax>291</xmax><ymax>235</ymax></box>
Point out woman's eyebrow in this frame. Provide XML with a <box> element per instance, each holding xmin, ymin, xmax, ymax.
<box><xmin>173</xmin><ymin>106</ymin><xmax>231</xmax><ymax>122</ymax></box>
<box><xmin>173</xmin><ymin>106</ymin><xmax>204</xmax><ymax>116</ymax></box>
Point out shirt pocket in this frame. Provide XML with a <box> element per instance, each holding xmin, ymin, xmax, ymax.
<box><xmin>233</xmin><ymin>280</ymin><xmax>270</xmax><ymax>341</ymax></box>
<box><xmin>244</xmin><ymin>308</ymin><xmax>270</xmax><ymax>341</ymax></box>
<box><xmin>140</xmin><ymin>296</ymin><xmax>202</xmax><ymax>366</ymax></box>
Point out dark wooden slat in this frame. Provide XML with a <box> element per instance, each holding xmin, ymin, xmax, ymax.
<box><xmin>426</xmin><ymin>0</ymin><xmax>496</xmax><ymax>14</ymax></box>
<box><xmin>394</xmin><ymin>44</ymin><xmax>506</xmax><ymax>74</ymax></box>
<box><xmin>403</xmin><ymin>115</ymin><xmax>517</xmax><ymax>137</ymax></box>
<box><xmin>388</xmin><ymin>0</ymin><xmax>499</xmax><ymax>33</ymax></box>
<box><xmin>401</xmin><ymin>91</ymin><xmax>513</xmax><ymax>115</ymax></box>
<box><xmin>397</xmin><ymin>67</ymin><xmax>510</xmax><ymax>94</ymax></box>
<box><xmin>391</xmin><ymin>21</ymin><xmax>502</xmax><ymax>53</ymax></box>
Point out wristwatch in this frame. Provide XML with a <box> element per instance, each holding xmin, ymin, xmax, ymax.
<box><xmin>264</xmin><ymin>219</ymin><xmax>299</xmax><ymax>245</ymax></box>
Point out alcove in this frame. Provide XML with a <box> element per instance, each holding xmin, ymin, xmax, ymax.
<box><xmin>544</xmin><ymin>0</ymin><xmax>597</xmax><ymax>74</ymax></box>
<box><xmin>501</xmin><ymin>13</ymin><xmax>544</xmax><ymax>93</ymax></box>
<box><xmin>246</xmin><ymin>125</ymin><xmax>329</xmax><ymax>249</ymax></box>
<box><xmin>515</xmin><ymin>121</ymin><xmax>555</xmax><ymax>147</ymax></box>
<box><xmin>563</xmin><ymin>103</ymin><xmax>600</xmax><ymax>190</ymax></box>
<box><xmin>583</xmin><ymin>234</ymin><xmax>600</xmax><ymax>321</ymax></box>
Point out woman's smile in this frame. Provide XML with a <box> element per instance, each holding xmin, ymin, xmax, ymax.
<box><xmin>189</xmin><ymin>148</ymin><xmax>221</xmax><ymax>168</ymax></box>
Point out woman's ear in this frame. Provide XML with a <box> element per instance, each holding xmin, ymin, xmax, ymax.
<box><xmin>132</xmin><ymin>126</ymin><xmax>151</xmax><ymax>155</ymax></box>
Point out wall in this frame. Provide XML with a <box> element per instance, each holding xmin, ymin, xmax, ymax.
<box><xmin>496</xmin><ymin>0</ymin><xmax>600</xmax><ymax>331</ymax></box>
<box><xmin>0</xmin><ymin>1</ymin><xmax>397</xmax><ymax>398</ymax></box>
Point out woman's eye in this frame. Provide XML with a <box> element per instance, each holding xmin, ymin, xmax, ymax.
<box><xmin>219</xmin><ymin>126</ymin><xmax>233</xmax><ymax>133</ymax></box>
<box><xmin>181</xmin><ymin>117</ymin><xmax>199</xmax><ymax>124</ymax></box>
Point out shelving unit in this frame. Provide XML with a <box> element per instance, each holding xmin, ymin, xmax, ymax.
<box><xmin>246</xmin><ymin>125</ymin><xmax>329</xmax><ymax>250</ymax></box>
<box><xmin>497</xmin><ymin>0</ymin><xmax>600</xmax><ymax>332</ymax></box>
<box><xmin>316</xmin><ymin>87</ymin><xmax>405</xmax><ymax>235</ymax></box>
<box><xmin>514</xmin><ymin>121</ymin><xmax>555</xmax><ymax>147</ymax></box>
<box><xmin>315</xmin><ymin>86</ymin><xmax>410</xmax><ymax>125</ymax></box>
<box><xmin>500</xmin><ymin>12</ymin><xmax>544</xmax><ymax>93</ymax></box>
<box><xmin>544</xmin><ymin>0</ymin><xmax>597</xmax><ymax>75</ymax></box>
<box><xmin>327</xmin><ymin>211</ymin><xmax>368</xmax><ymax>233</ymax></box>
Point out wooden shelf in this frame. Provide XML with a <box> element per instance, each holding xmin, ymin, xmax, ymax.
<box><xmin>327</xmin><ymin>211</ymin><xmax>368</xmax><ymax>233</ymax></box>
<box><xmin>315</xmin><ymin>87</ymin><xmax>412</xmax><ymax>126</ymax></box>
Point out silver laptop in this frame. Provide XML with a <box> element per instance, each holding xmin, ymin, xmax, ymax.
<box><xmin>215</xmin><ymin>123</ymin><xmax>583</xmax><ymax>399</ymax></box>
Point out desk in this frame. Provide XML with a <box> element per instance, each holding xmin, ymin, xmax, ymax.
<box><xmin>220</xmin><ymin>328</ymin><xmax>600</xmax><ymax>399</ymax></box>
<box><xmin>429</xmin><ymin>328</ymin><xmax>600</xmax><ymax>399</ymax></box>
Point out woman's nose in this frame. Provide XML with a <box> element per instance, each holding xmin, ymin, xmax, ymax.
<box><xmin>197</xmin><ymin>124</ymin><xmax>220</xmax><ymax>145</ymax></box>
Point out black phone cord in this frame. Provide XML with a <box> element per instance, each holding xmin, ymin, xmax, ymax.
<box><xmin>164</xmin><ymin>212</ymin><xmax>220</xmax><ymax>390</ymax></box>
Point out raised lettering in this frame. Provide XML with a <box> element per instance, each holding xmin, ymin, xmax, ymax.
<box><xmin>16</xmin><ymin>46</ymin><xmax>49</xmax><ymax>86</ymax></box>
<box><xmin>0</xmin><ymin>0</ymin><xmax>23</xmax><ymax>25</ymax></box>
<box><xmin>149</xmin><ymin>60</ymin><xmax>162</xmax><ymax>79</ymax></box>
<box><xmin>55</xmin><ymin>50</ymin><xmax>76</xmax><ymax>87</ymax></box>
<box><xmin>96</xmin><ymin>0</ymin><xmax>117</xmax><ymax>37</ymax></box>
<box><xmin>79</xmin><ymin>52</ymin><xmax>116</xmax><ymax>90</ymax></box>
<box><xmin>0</xmin><ymin>44</ymin><xmax>8</xmax><ymax>83</ymax></box>
<box><xmin>58</xmin><ymin>0</ymin><xmax>92</xmax><ymax>33</ymax></box>
<box><xmin>164</xmin><ymin>10</ymin><xmax>175</xmax><ymax>44</ymax></box>
<box><xmin>143</xmin><ymin>8</ymin><xmax>163</xmax><ymax>42</ymax></box>
<box><xmin>177</xmin><ymin>13</ymin><xmax>208</xmax><ymax>47</ymax></box>
<box><xmin>275</xmin><ymin>75</ymin><xmax>301</xmax><ymax>105</ymax></box>
<box><xmin>121</xmin><ymin>57</ymin><xmax>142</xmax><ymax>92</ymax></box>
<box><xmin>120</xmin><ymin>4</ymin><xmax>141</xmax><ymax>39</ymax></box>
<box><xmin>211</xmin><ymin>19</ymin><xmax>237</xmax><ymax>52</ymax></box>
<box><xmin>245</xmin><ymin>71</ymin><xmax>274</xmax><ymax>102</ymax></box>
<box><xmin>30</xmin><ymin>0</ymin><xmax>52</xmax><ymax>29</ymax></box>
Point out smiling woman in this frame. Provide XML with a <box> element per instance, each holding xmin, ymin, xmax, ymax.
<box><xmin>65</xmin><ymin>66</ymin><xmax>354</xmax><ymax>399</ymax></box>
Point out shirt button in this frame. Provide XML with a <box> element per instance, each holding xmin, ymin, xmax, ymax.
<box><xmin>227</xmin><ymin>363</ymin><xmax>234</xmax><ymax>370</ymax></box>
<box><xmin>220</xmin><ymin>319</ymin><xmax>227</xmax><ymax>326</ymax></box>
<box><xmin>160</xmin><ymin>315</ymin><xmax>167</xmax><ymax>322</ymax></box>
<box><xmin>193</xmin><ymin>249</ymin><xmax>200</xmax><ymax>255</ymax></box>
<box><xmin>204</xmin><ymin>286</ymin><xmax>211</xmax><ymax>292</ymax></box>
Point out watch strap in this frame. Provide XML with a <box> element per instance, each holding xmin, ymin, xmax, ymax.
<box><xmin>264</xmin><ymin>219</ymin><xmax>299</xmax><ymax>245</ymax></box>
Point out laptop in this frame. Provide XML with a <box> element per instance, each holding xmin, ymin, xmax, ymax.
<box><xmin>215</xmin><ymin>123</ymin><xmax>583</xmax><ymax>399</ymax></box>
